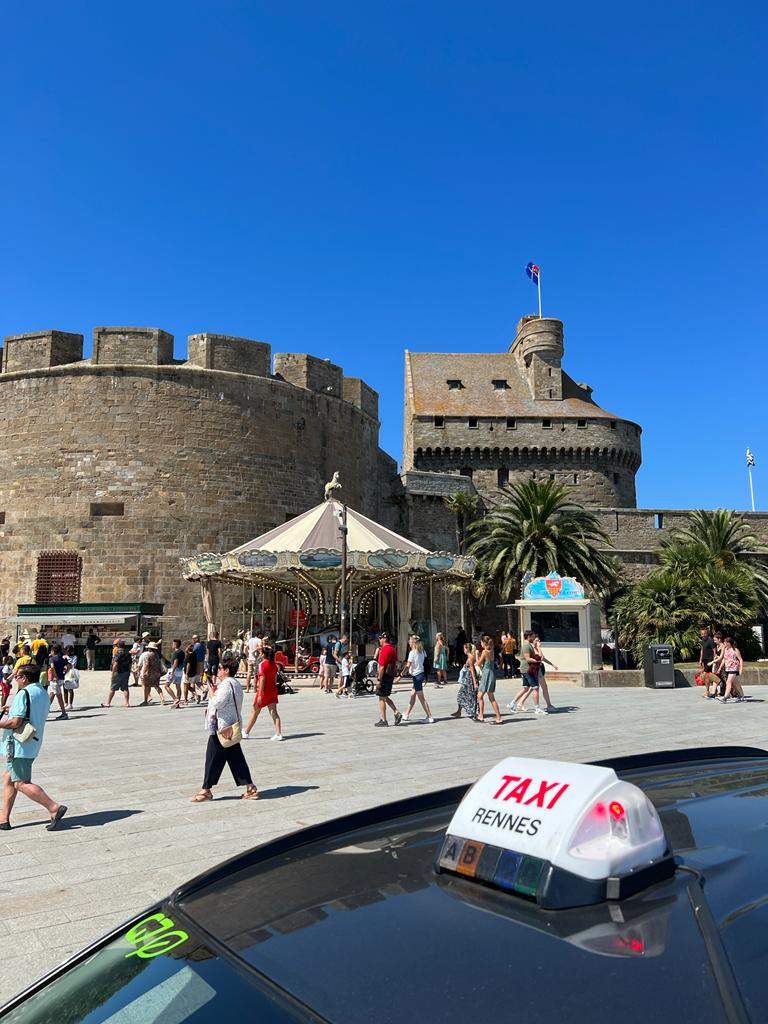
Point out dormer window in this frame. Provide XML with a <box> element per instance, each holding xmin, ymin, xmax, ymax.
<box><xmin>506</xmin><ymin>417</ymin><xmax>516</xmax><ymax>430</ymax></box>
<box><xmin>492</xmin><ymin>379</ymin><xmax>509</xmax><ymax>390</ymax></box>
<box><xmin>468</xmin><ymin>417</ymin><xmax>478</xmax><ymax>429</ymax></box>
<box><xmin>447</xmin><ymin>379</ymin><xmax>463</xmax><ymax>390</ymax></box>
<box><xmin>542</xmin><ymin>418</ymin><xmax>552</xmax><ymax>429</ymax></box>
<box><xmin>434</xmin><ymin>416</ymin><xmax>444</xmax><ymax>428</ymax></box>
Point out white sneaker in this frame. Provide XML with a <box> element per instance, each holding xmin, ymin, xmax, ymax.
<box><xmin>403</xmin><ymin>714</ymin><xmax>411</xmax><ymax>721</ymax></box>
<box><xmin>270</xmin><ymin>734</ymin><xmax>284</xmax><ymax>741</ymax></box>
<box><xmin>426</xmin><ymin>717</ymin><xmax>435</xmax><ymax>723</ymax></box>
<box><xmin>533</xmin><ymin>707</ymin><xmax>547</xmax><ymax>715</ymax></box>
<box><xmin>242</xmin><ymin>732</ymin><xmax>251</xmax><ymax>739</ymax></box>
<box><xmin>506</xmin><ymin>702</ymin><xmax>516</xmax><ymax>710</ymax></box>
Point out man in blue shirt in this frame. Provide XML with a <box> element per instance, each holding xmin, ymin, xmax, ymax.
<box><xmin>192</xmin><ymin>634</ymin><xmax>207</xmax><ymax>665</ymax></box>
<box><xmin>0</xmin><ymin>665</ymin><xmax>67</xmax><ymax>831</ymax></box>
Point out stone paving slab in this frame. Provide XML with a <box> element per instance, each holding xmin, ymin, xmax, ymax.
<box><xmin>1</xmin><ymin>670</ymin><xmax>767</xmax><ymax>1004</ymax></box>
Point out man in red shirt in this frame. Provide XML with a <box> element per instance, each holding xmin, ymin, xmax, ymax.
<box><xmin>375</xmin><ymin>632</ymin><xmax>402</xmax><ymax>728</ymax></box>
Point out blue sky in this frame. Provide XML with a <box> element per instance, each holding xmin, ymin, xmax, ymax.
<box><xmin>2</xmin><ymin>1</ymin><xmax>765</xmax><ymax>510</ymax></box>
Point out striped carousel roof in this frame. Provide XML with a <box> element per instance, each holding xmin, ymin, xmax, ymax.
<box><xmin>231</xmin><ymin>500</ymin><xmax>429</xmax><ymax>556</ymax></box>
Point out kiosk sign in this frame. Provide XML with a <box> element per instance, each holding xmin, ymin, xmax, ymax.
<box><xmin>523</xmin><ymin>572</ymin><xmax>585</xmax><ymax>601</ymax></box>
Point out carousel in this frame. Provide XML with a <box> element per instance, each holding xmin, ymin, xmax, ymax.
<box><xmin>180</xmin><ymin>478</ymin><xmax>476</xmax><ymax>661</ymax></box>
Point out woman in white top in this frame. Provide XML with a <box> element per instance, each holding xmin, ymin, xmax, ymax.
<box><xmin>190</xmin><ymin>657</ymin><xmax>259</xmax><ymax>803</ymax></box>
<box><xmin>397</xmin><ymin>636</ymin><xmax>435</xmax><ymax>723</ymax></box>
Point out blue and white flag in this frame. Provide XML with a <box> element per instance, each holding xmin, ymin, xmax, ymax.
<box><xmin>525</xmin><ymin>262</ymin><xmax>540</xmax><ymax>285</ymax></box>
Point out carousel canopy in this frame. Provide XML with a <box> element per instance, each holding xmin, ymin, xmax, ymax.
<box><xmin>181</xmin><ymin>499</ymin><xmax>475</xmax><ymax>584</ymax></box>
<box><xmin>233</xmin><ymin>501</ymin><xmax>428</xmax><ymax>556</ymax></box>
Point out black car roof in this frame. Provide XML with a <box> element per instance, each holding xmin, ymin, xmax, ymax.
<box><xmin>174</xmin><ymin>748</ymin><xmax>768</xmax><ymax>1024</ymax></box>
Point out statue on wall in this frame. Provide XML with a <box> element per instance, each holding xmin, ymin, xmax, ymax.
<box><xmin>324</xmin><ymin>472</ymin><xmax>342</xmax><ymax>502</ymax></box>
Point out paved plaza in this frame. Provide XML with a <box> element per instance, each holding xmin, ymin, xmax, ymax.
<box><xmin>2</xmin><ymin>671</ymin><xmax>767</xmax><ymax>1003</ymax></box>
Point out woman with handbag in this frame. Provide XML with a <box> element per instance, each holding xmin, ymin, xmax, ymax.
<box><xmin>190</xmin><ymin>657</ymin><xmax>259</xmax><ymax>803</ymax></box>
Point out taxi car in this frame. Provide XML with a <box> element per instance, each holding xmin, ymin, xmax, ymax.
<box><xmin>2</xmin><ymin>745</ymin><xmax>766</xmax><ymax>1023</ymax></box>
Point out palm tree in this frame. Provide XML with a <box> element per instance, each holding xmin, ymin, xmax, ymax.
<box><xmin>611</xmin><ymin>569</ymin><xmax>700</xmax><ymax>663</ymax></box>
<box><xmin>443</xmin><ymin>490</ymin><xmax>480</xmax><ymax>630</ymax></box>
<box><xmin>612</xmin><ymin>561</ymin><xmax>759</xmax><ymax>663</ymax></box>
<box><xmin>443</xmin><ymin>490</ymin><xmax>479</xmax><ymax>554</ymax></box>
<box><xmin>467</xmin><ymin>479</ymin><xmax>616</xmax><ymax>602</ymax></box>
<box><xmin>661</xmin><ymin>508</ymin><xmax>768</xmax><ymax>608</ymax></box>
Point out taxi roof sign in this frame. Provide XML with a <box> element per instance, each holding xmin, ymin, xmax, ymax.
<box><xmin>438</xmin><ymin>757</ymin><xmax>674</xmax><ymax>909</ymax></box>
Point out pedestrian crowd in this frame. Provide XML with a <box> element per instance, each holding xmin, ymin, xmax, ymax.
<box><xmin>696</xmin><ymin>626</ymin><xmax>748</xmax><ymax>703</ymax></box>
<box><xmin>0</xmin><ymin>618</ymin><xmax>754</xmax><ymax>824</ymax></box>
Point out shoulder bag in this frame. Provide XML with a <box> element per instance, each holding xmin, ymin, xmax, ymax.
<box><xmin>13</xmin><ymin>689</ymin><xmax>37</xmax><ymax>745</ymax></box>
<box><xmin>217</xmin><ymin>681</ymin><xmax>243</xmax><ymax>748</ymax></box>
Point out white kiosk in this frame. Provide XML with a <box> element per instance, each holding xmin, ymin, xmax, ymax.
<box><xmin>503</xmin><ymin>572</ymin><xmax>601</xmax><ymax>673</ymax></box>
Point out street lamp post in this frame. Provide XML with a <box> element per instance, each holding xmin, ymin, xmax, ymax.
<box><xmin>337</xmin><ymin>502</ymin><xmax>349</xmax><ymax>639</ymax></box>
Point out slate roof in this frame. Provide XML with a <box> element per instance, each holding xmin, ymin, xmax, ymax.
<box><xmin>405</xmin><ymin>351</ymin><xmax>626</xmax><ymax>421</ymax></box>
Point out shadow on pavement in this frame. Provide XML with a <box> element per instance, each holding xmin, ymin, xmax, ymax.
<box><xmin>256</xmin><ymin>785</ymin><xmax>321</xmax><ymax>801</ymax></box>
<box><xmin>8</xmin><ymin>809</ymin><xmax>142</xmax><ymax>831</ymax></box>
<box><xmin>217</xmin><ymin>785</ymin><xmax>320</xmax><ymax>802</ymax></box>
<box><xmin>60</xmin><ymin>809</ymin><xmax>143</xmax><ymax>830</ymax></box>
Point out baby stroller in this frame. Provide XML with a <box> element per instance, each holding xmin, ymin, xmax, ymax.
<box><xmin>276</xmin><ymin>665</ymin><xmax>297</xmax><ymax>695</ymax></box>
<box><xmin>348</xmin><ymin>658</ymin><xmax>377</xmax><ymax>696</ymax></box>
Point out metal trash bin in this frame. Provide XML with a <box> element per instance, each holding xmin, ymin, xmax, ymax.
<box><xmin>643</xmin><ymin>644</ymin><xmax>675</xmax><ymax>688</ymax></box>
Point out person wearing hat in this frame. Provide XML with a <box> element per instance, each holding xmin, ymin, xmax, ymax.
<box><xmin>31</xmin><ymin>629</ymin><xmax>49</xmax><ymax>669</ymax></box>
<box><xmin>102</xmin><ymin>639</ymin><xmax>132</xmax><ymax>708</ymax></box>
<box><xmin>138</xmin><ymin>641</ymin><xmax>163</xmax><ymax>706</ymax></box>
<box><xmin>12</xmin><ymin>633</ymin><xmax>30</xmax><ymax>660</ymax></box>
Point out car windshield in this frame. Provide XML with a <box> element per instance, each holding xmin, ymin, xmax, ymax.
<box><xmin>3</xmin><ymin>908</ymin><xmax>307</xmax><ymax>1024</ymax></box>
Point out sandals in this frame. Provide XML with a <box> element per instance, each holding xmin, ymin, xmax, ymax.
<box><xmin>242</xmin><ymin>788</ymin><xmax>259</xmax><ymax>800</ymax></box>
<box><xmin>190</xmin><ymin>790</ymin><xmax>213</xmax><ymax>803</ymax></box>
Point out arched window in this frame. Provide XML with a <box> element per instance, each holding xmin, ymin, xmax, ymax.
<box><xmin>35</xmin><ymin>551</ymin><xmax>82</xmax><ymax>604</ymax></box>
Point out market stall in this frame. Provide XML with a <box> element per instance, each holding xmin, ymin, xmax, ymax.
<box><xmin>8</xmin><ymin>602</ymin><xmax>164</xmax><ymax>669</ymax></box>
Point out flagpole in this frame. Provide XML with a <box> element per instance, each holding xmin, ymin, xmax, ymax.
<box><xmin>537</xmin><ymin>272</ymin><xmax>542</xmax><ymax>318</ymax></box>
<box><xmin>748</xmin><ymin>464</ymin><xmax>756</xmax><ymax>512</ymax></box>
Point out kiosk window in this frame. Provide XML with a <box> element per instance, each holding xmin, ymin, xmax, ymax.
<box><xmin>530</xmin><ymin>611</ymin><xmax>580</xmax><ymax>644</ymax></box>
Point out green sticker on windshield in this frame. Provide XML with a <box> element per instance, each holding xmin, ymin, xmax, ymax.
<box><xmin>123</xmin><ymin>912</ymin><xmax>189</xmax><ymax>959</ymax></box>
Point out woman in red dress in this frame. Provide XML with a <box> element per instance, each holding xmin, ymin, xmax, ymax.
<box><xmin>243</xmin><ymin>645</ymin><xmax>283</xmax><ymax>741</ymax></box>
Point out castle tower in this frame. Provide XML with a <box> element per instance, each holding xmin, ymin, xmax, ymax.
<box><xmin>403</xmin><ymin>315</ymin><xmax>642</xmax><ymax>509</ymax></box>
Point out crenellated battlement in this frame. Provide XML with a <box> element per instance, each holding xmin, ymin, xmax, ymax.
<box><xmin>0</xmin><ymin>326</ymin><xmax>379</xmax><ymax>420</ymax></box>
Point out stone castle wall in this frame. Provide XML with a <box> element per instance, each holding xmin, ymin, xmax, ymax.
<box><xmin>0</xmin><ymin>329</ymin><xmax>397</xmax><ymax>640</ymax></box>
<box><xmin>410</xmin><ymin>415</ymin><xmax>640</xmax><ymax>507</ymax></box>
<box><xmin>404</xmin><ymin>317</ymin><xmax>642</xmax><ymax>510</ymax></box>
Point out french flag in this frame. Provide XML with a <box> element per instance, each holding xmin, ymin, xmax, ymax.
<box><xmin>526</xmin><ymin>262</ymin><xmax>540</xmax><ymax>285</ymax></box>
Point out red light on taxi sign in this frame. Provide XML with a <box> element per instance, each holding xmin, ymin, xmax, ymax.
<box><xmin>609</xmin><ymin>801</ymin><xmax>625</xmax><ymax>820</ymax></box>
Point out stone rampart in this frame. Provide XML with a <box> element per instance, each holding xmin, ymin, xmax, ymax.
<box><xmin>0</xmin><ymin>334</ymin><xmax>397</xmax><ymax>640</ymax></box>
<box><xmin>410</xmin><ymin>415</ymin><xmax>640</xmax><ymax>507</ymax></box>
<box><xmin>3</xmin><ymin>331</ymin><xmax>84</xmax><ymax>373</ymax></box>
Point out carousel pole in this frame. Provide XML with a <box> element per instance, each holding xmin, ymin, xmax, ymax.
<box><xmin>250</xmin><ymin>587</ymin><xmax>254</xmax><ymax>633</ymax></box>
<box><xmin>295</xmin><ymin>574</ymin><xmax>301</xmax><ymax>678</ymax></box>
<box><xmin>443</xmin><ymin>581</ymin><xmax>448</xmax><ymax>637</ymax></box>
